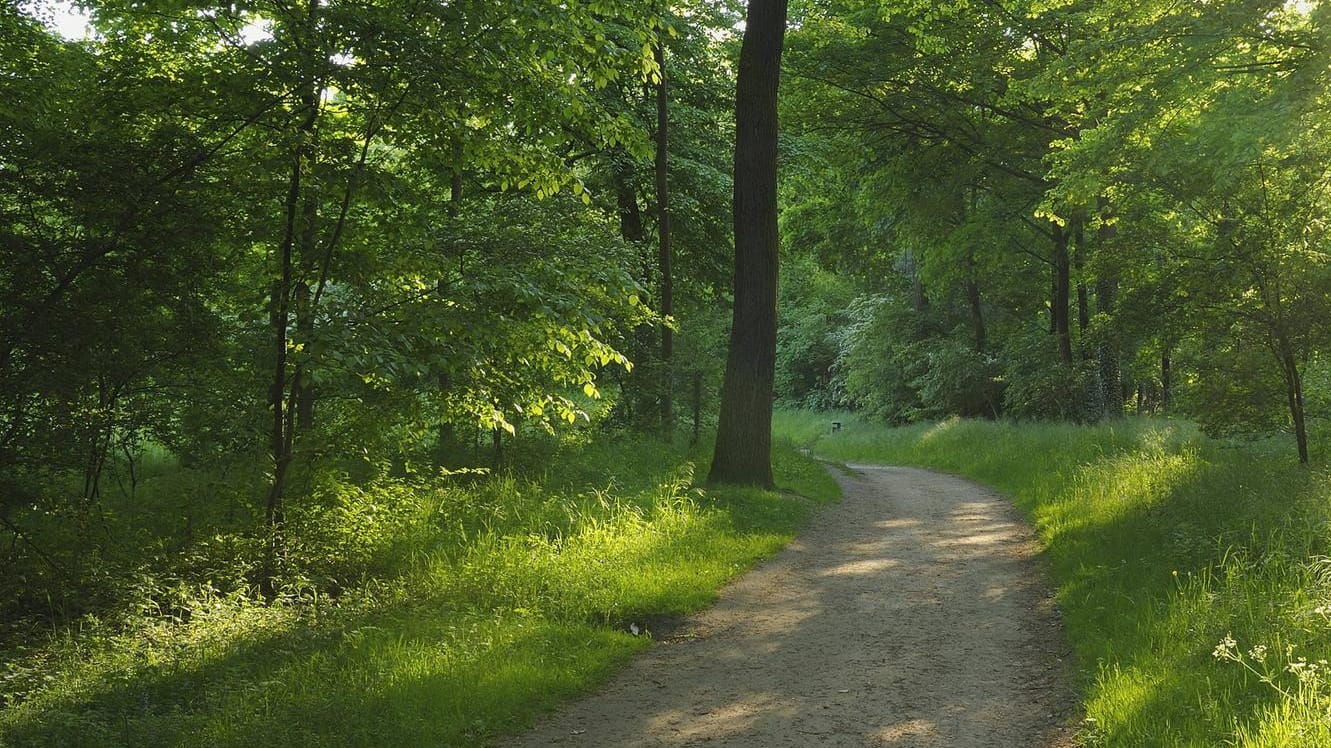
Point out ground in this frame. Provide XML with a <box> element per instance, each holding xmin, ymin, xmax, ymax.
<box><xmin>508</xmin><ymin>465</ymin><xmax>1078</xmax><ymax>747</ymax></box>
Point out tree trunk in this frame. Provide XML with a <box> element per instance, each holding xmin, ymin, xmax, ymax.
<box><xmin>691</xmin><ymin>369</ymin><xmax>703</xmax><ymax>447</ymax></box>
<box><xmin>709</xmin><ymin>0</ymin><xmax>787</xmax><ymax>488</ymax></box>
<box><xmin>1096</xmin><ymin>275</ymin><xmax>1121</xmax><ymax>418</ymax></box>
<box><xmin>294</xmin><ymin>279</ymin><xmax>314</xmax><ymax>430</ymax></box>
<box><xmin>616</xmin><ymin>169</ymin><xmax>646</xmax><ymax>243</ymax></box>
<box><xmin>1074</xmin><ymin>222</ymin><xmax>1089</xmax><ymax>335</ymax></box>
<box><xmin>1096</xmin><ymin>205</ymin><xmax>1121</xmax><ymax>418</ymax></box>
<box><xmin>655</xmin><ymin>41</ymin><xmax>674</xmax><ymax>439</ymax></box>
<box><xmin>450</xmin><ymin>142</ymin><xmax>463</xmax><ymax>220</ymax></box>
<box><xmin>1052</xmin><ymin>223</ymin><xmax>1073</xmax><ymax>364</ymax></box>
<box><xmin>1161</xmin><ymin>348</ymin><xmax>1172</xmax><ymax>412</ymax></box>
<box><xmin>963</xmin><ymin>251</ymin><xmax>986</xmax><ymax>352</ymax></box>
<box><xmin>1276</xmin><ymin>334</ymin><xmax>1309</xmax><ymax>464</ymax></box>
<box><xmin>262</xmin><ymin>78</ymin><xmax>319</xmax><ymax>596</ymax></box>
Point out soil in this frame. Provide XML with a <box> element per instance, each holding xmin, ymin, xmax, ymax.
<box><xmin>507</xmin><ymin>465</ymin><xmax>1079</xmax><ymax>747</ymax></box>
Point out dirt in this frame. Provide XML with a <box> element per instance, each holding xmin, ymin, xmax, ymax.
<box><xmin>507</xmin><ymin>465</ymin><xmax>1079</xmax><ymax>747</ymax></box>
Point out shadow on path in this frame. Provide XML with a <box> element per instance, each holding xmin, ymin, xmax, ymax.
<box><xmin>507</xmin><ymin>466</ymin><xmax>1077</xmax><ymax>747</ymax></box>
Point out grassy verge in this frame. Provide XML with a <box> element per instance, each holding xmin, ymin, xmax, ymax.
<box><xmin>774</xmin><ymin>411</ymin><xmax>1331</xmax><ymax>747</ymax></box>
<box><xmin>0</xmin><ymin>437</ymin><xmax>838</xmax><ymax>748</ymax></box>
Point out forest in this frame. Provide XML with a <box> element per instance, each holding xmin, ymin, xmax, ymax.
<box><xmin>3</xmin><ymin>0</ymin><xmax>1331</xmax><ymax>745</ymax></box>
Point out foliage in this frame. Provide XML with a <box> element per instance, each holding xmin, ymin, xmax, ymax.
<box><xmin>775</xmin><ymin>0</ymin><xmax>1331</xmax><ymax>464</ymax></box>
<box><xmin>0</xmin><ymin>435</ymin><xmax>838</xmax><ymax>747</ymax></box>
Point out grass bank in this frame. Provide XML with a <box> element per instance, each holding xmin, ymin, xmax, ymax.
<box><xmin>0</xmin><ymin>437</ymin><xmax>838</xmax><ymax>747</ymax></box>
<box><xmin>775</xmin><ymin>410</ymin><xmax>1331</xmax><ymax>747</ymax></box>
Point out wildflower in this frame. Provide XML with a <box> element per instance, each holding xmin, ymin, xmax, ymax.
<box><xmin>1214</xmin><ymin>635</ymin><xmax>1238</xmax><ymax>659</ymax></box>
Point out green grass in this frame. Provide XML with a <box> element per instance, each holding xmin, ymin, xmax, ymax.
<box><xmin>774</xmin><ymin>411</ymin><xmax>1331</xmax><ymax>747</ymax></box>
<box><xmin>0</xmin><ymin>437</ymin><xmax>839</xmax><ymax>747</ymax></box>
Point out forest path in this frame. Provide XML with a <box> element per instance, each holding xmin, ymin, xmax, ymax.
<box><xmin>507</xmin><ymin>465</ymin><xmax>1078</xmax><ymax>747</ymax></box>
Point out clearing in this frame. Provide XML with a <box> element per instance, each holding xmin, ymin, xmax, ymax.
<box><xmin>509</xmin><ymin>465</ymin><xmax>1077</xmax><ymax>747</ymax></box>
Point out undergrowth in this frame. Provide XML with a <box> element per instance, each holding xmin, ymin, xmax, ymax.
<box><xmin>0</xmin><ymin>435</ymin><xmax>838</xmax><ymax>747</ymax></box>
<box><xmin>775</xmin><ymin>410</ymin><xmax>1331</xmax><ymax>747</ymax></box>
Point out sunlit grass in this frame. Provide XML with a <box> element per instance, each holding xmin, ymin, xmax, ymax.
<box><xmin>0</xmin><ymin>439</ymin><xmax>838</xmax><ymax>747</ymax></box>
<box><xmin>774</xmin><ymin>412</ymin><xmax>1331</xmax><ymax>746</ymax></box>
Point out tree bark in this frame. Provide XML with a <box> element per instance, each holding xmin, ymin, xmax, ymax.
<box><xmin>655</xmin><ymin>41</ymin><xmax>674</xmax><ymax>439</ymax></box>
<box><xmin>1096</xmin><ymin>202</ymin><xmax>1121</xmax><ymax>418</ymax></box>
<box><xmin>449</xmin><ymin>142</ymin><xmax>463</xmax><ymax>220</ymax></box>
<box><xmin>1160</xmin><ymin>348</ymin><xmax>1172</xmax><ymax>412</ymax></box>
<box><xmin>1074</xmin><ymin>222</ymin><xmax>1089</xmax><ymax>335</ymax></box>
<box><xmin>1052</xmin><ymin>223</ymin><xmax>1073</xmax><ymax>364</ymax></box>
<box><xmin>1096</xmin><ymin>275</ymin><xmax>1121</xmax><ymax>418</ymax></box>
<box><xmin>691</xmin><ymin>369</ymin><xmax>703</xmax><ymax>447</ymax></box>
<box><xmin>294</xmin><ymin>279</ymin><xmax>314</xmax><ymax>431</ymax></box>
<box><xmin>615</xmin><ymin>168</ymin><xmax>646</xmax><ymax>243</ymax></box>
<box><xmin>709</xmin><ymin>0</ymin><xmax>787</xmax><ymax>488</ymax></box>
<box><xmin>963</xmin><ymin>250</ymin><xmax>986</xmax><ymax>352</ymax></box>
<box><xmin>262</xmin><ymin>36</ymin><xmax>320</xmax><ymax>594</ymax></box>
<box><xmin>1276</xmin><ymin>333</ymin><xmax>1309</xmax><ymax>464</ymax></box>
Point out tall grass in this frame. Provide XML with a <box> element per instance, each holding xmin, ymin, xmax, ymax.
<box><xmin>775</xmin><ymin>411</ymin><xmax>1331</xmax><ymax>746</ymax></box>
<box><xmin>0</xmin><ymin>437</ymin><xmax>838</xmax><ymax>747</ymax></box>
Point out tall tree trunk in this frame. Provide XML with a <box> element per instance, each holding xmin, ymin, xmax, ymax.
<box><xmin>691</xmin><ymin>369</ymin><xmax>703</xmax><ymax>447</ymax></box>
<box><xmin>262</xmin><ymin>74</ymin><xmax>320</xmax><ymax>596</ymax></box>
<box><xmin>1096</xmin><ymin>275</ymin><xmax>1121</xmax><ymax>418</ymax></box>
<box><xmin>1052</xmin><ymin>223</ymin><xmax>1073</xmax><ymax>364</ymax></box>
<box><xmin>1074</xmin><ymin>222</ymin><xmax>1090</xmax><ymax>335</ymax></box>
<box><xmin>613</xmin><ymin>164</ymin><xmax>655</xmax><ymax>426</ymax></box>
<box><xmin>1276</xmin><ymin>334</ymin><xmax>1309</xmax><ymax>464</ymax></box>
<box><xmin>1095</xmin><ymin>201</ymin><xmax>1121</xmax><ymax>418</ymax></box>
<box><xmin>616</xmin><ymin>169</ymin><xmax>646</xmax><ymax>243</ymax></box>
<box><xmin>900</xmin><ymin>249</ymin><xmax>929</xmax><ymax>312</ymax></box>
<box><xmin>963</xmin><ymin>250</ymin><xmax>986</xmax><ymax>352</ymax></box>
<box><xmin>1160</xmin><ymin>347</ymin><xmax>1172</xmax><ymax>412</ymax></box>
<box><xmin>263</xmin><ymin>170</ymin><xmax>300</xmax><ymax>596</ymax></box>
<box><xmin>435</xmin><ymin>149</ymin><xmax>463</xmax><ymax>463</ymax></box>
<box><xmin>709</xmin><ymin>0</ymin><xmax>787</xmax><ymax>488</ymax></box>
<box><xmin>450</xmin><ymin>142</ymin><xmax>463</xmax><ymax>220</ymax></box>
<box><xmin>294</xmin><ymin>279</ymin><xmax>314</xmax><ymax>430</ymax></box>
<box><xmin>655</xmin><ymin>41</ymin><xmax>674</xmax><ymax>439</ymax></box>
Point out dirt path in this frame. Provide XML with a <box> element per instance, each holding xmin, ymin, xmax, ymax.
<box><xmin>508</xmin><ymin>465</ymin><xmax>1077</xmax><ymax>747</ymax></box>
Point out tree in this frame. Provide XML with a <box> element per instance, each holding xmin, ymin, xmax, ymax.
<box><xmin>709</xmin><ymin>0</ymin><xmax>787</xmax><ymax>487</ymax></box>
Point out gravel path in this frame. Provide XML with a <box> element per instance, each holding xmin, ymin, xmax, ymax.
<box><xmin>508</xmin><ymin>465</ymin><xmax>1078</xmax><ymax>747</ymax></box>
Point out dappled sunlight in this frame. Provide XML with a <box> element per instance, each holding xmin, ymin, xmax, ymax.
<box><xmin>513</xmin><ymin>463</ymin><xmax>1073</xmax><ymax>747</ymax></box>
<box><xmin>642</xmin><ymin>691</ymin><xmax>794</xmax><ymax>742</ymax></box>
<box><xmin>918</xmin><ymin>417</ymin><xmax>963</xmax><ymax>444</ymax></box>
<box><xmin>873</xmin><ymin>717</ymin><xmax>939</xmax><ymax>743</ymax></box>
<box><xmin>934</xmin><ymin>527</ymin><xmax>1022</xmax><ymax>550</ymax></box>
<box><xmin>818</xmin><ymin>556</ymin><xmax>902</xmax><ymax>577</ymax></box>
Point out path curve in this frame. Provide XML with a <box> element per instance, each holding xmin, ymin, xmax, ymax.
<box><xmin>508</xmin><ymin>465</ymin><xmax>1077</xmax><ymax>747</ymax></box>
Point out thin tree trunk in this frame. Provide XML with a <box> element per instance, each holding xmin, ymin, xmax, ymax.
<box><xmin>1052</xmin><ymin>223</ymin><xmax>1073</xmax><ymax>364</ymax></box>
<box><xmin>450</xmin><ymin>142</ymin><xmax>463</xmax><ymax>220</ymax></box>
<box><xmin>1161</xmin><ymin>348</ymin><xmax>1172</xmax><ymax>412</ymax></box>
<box><xmin>262</xmin><ymin>80</ymin><xmax>319</xmax><ymax>596</ymax></box>
<box><xmin>616</xmin><ymin>169</ymin><xmax>646</xmax><ymax>243</ymax></box>
<box><xmin>709</xmin><ymin>0</ymin><xmax>787</xmax><ymax>488</ymax></box>
<box><xmin>1276</xmin><ymin>334</ymin><xmax>1309</xmax><ymax>464</ymax></box>
<box><xmin>1074</xmin><ymin>222</ymin><xmax>1089</xmax><ymax>335</ymax></box>
<box><xmin>655</xmin><ymin>41</ymin><xmax>674</xmax><ymax>439</ymax></box>
<box><xmin>294</xmin><ymin>278</ymin><xmax>314</xmax><ymax>430</ymax></box>
<box><xmin>963</xmin><ymin>251</ymin><xmax>986</xmax><ymax>352</ymax></box>
<box><xmin>691</xmin><ymin>369</ymin><xmax>703</xmax><ymax>447</ymax></box>
<box><xmin>435</xmin><ymin>148</ymin><xmax>463</xmax><ymax>463</ymax></box>
<box><xmin>1096</xmin><ymin>275</ymin><xmax>1121</xmax><ymax>418</ymax></box>
<box><xmin>1096</xmin><ymin>204</ymin><xmax>1121</xmax><ymax>418</ymax></box>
